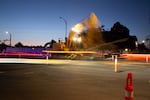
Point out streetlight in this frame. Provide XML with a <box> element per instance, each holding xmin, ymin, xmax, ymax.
<box><xmin>5</xmin><ymin>31</ymin><xmax>12</xmax><ymax>46</ymax></box>
<box><xmin>77</xmin><ymin>37</ymin><xmax>81</xmax><ymax>43</ymax></box>
<box><xmin>73</xmin><ymin>37</ymin><xmax>82</xmax><ymax>49</ymax></box>
<box><xmin>135</xmin><ymin>41</ymin><xmax>138</xmax><ymax>48</ymax></box>
<box><xmin>73</xmin><ymin>37</ymin><xmax>77</xmax><ymax>41</ymax></box>
<box><xmin>142</xmin><ymin>40</ymin><xmax>145</xmax><ymax>43</ymax></box>
<box><xmin>59</xmin><ymin>17</ymin><xmax>67</xmax><ymax>41</ymax></box>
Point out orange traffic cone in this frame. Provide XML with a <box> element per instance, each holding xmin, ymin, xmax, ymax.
<box><xmin>125</xmin><ymin>73</ymin><xmax>134</xmax><ymax>100</ymax></box>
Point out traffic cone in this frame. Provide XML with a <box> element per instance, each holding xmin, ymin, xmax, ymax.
<box><xmin>125</xmin><ymin>73</ymin><xmax>134</xmax><ymax>100</ymax></box>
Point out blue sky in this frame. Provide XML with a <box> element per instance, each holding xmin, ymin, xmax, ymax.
<box><xmin>0</xmin><ymin>0</ymin><xmax>150</xmax><ymax>46</ymax></box>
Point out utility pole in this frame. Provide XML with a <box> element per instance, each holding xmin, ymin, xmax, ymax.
<box><xmin>6</xmin><ymin>32</ymin><xmax>12</xmax><ymax>46</ymax></box>
<box><xmin>59</xmin><ymin>17</ymin><xmax>67</xmax><ymax>42</ymax></box>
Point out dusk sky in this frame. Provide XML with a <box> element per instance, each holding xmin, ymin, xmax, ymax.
<box><xmin>0</xmin><ymin>0</ymin><xmax>150</xmax><ymax>46</ymax></box>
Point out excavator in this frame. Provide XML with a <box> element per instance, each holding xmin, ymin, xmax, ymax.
<box><xmin>43</xmin><ymin>12</ymin><xmax>99</xmax><ymax>59</ymax></box>
<box><xmin>43</xmin><ymin>12</ymin><xmax>129</xmax><ymax>59</ymax></box>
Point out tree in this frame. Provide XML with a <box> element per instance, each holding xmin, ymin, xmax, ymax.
<box><xmin>0</xmin><ymin>43</ymin><xmax>7</xmax><ymax>52</ymax></box>
<box><xmin>102</xmin><ymin>22</ymin><xmax>137</xmax><ymax>50</ymax></box>
<box><xmin>110</xmin><ymin>22</ymin><xmax>129</xmax><ymax>40</ymax></box>
<box><xmin>15</xmin><ymin>42</ymin><xmax>24</xmax><ymax>47</ymax></box>
<box><xmin>138</xmin><ymin>43</ymin><xmax>147</xmax><ymax>50</ymax></box>
<box><xmin>101</xmin><ymin>25</ymin><xmax>105</xmax><ymax>32</ymax></box>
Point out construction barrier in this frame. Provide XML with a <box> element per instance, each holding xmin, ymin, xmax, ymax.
<box><xmin>114</xmin><ymin>55</ymin><xmax>118</xmax><ymax>72</ymax></box>
<box><xmin>146</xmin><ymin>56</ymin><xmax>149</xmax><ymax>63</ymax></box>
<box><xmin>46</xmin><ymin>55</ymin><xmax>49</xmax><ymax>60</ymax></box>
<box><xmin>125</xmin><ymin>73</ymin><xmax>134</xmax><ymax>100</ymax></box>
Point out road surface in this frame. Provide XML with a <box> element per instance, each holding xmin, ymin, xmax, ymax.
<box><xmin>0</xmin><ymin>59</ymin><xmax>149</xmax><ymax>100</ymax></box>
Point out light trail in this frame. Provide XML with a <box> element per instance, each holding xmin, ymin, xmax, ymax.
<box><xmin>0</xmin><ymin>52</ymin><xmax>44</xmax><ymax>57</ymax></box>
<box><xmin>121</xmin><ymin>54</ymin><xmax>150</xmax><ymax>61</ymax></box>
<box><xmin>0</xmin><ymin>58</ymin><xmax>149</xmax><ymax>65</ymax></box>
<box><xmin>43</xmin><ymin>50</ymin><xmax>96</xmax><ymax>54</ymax></box>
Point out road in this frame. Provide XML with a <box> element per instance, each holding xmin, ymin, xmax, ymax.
<box><xmin>0</xmin><ymin>59</ymin><xmax>150</xmax><ymax>100</ymax></box>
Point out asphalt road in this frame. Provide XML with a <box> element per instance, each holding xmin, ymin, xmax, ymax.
<box><xmin>0</xmin><ymin>60</ymin><xmax>150</xmax><ymax>100</ymax></box>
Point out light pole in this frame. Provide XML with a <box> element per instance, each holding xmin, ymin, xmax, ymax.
<box><xmin>59</xmin><ymin>17</ymin><xmax>67</xmax><ymax>41</ymax></box>
<box><xmin>6</xmin><ymin>31</ymin><xmax>12</xmax><ymax>46</ymax></box>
